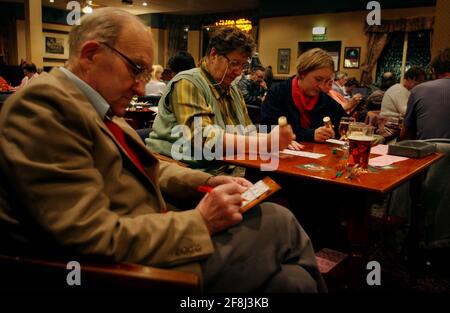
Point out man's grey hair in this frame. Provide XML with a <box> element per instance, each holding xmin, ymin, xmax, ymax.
<box><xmin>68</xmin><ymin>7</ymin><xmax>146</xmax><ymax>59</ymax></box>
<box><xmin>335</xmin><ymin>71</ymin><xmax>348</xmax><ymax>81</ymax></box>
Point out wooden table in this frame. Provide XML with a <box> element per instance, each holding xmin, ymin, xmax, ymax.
<box><xmin>225</xmin><ymin>142</ymin><xmax>443</xmax><ymax>194</ymax></box>
<box><xmin>124</xmin><ymin>108</ymin><xmax>157</xmax><ymax>129</ymax></box>
<box><xmin>223</xmin><ymin>142</ymin><xmax>444</xmax><ymax>288</ymax></box>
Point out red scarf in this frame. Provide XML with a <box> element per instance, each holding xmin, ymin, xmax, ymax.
<box><xmin>291</xmin><ymin>76</ymin><xmax>319</xmax><ymax>129</ymax></box>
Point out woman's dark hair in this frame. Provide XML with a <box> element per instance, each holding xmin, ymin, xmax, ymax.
<box><xmin>431</xmin><ymin>48</ymin><xmax>450</xmax><ymax>76</ymax></box>
<box><xmin>168</xmin><ymin>51</ymin><xmax>195</xmax><ymax>74</ymax></box>
<box><xmin>22</xmin><ymin>63</ymin><xmax>37</xmax><ymax>73</ymax></box>
<box><xmin>344</xmin><ymin>77</ymin><xmax>359</xmax><ymax>87</ymax></box>
<box><xmin>206</xmin><ymin>27</ymin><xmax>255</xmax><ymax>58</ymax></box>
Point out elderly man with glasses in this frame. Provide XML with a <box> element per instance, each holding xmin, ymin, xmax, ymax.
<box><xmin>0</xmin><ymin>9</ymin><xmax>325</xmax><ymax>293</ymax></box>
<box><xmin>147</xmin><ymin>27</ymin><xmax>302</xmax><ymax>175</ymax></box>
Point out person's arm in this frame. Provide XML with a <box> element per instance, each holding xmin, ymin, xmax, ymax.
<box><xmin>400</xmin><ymin>90</ymin><xmax>417</xmax><ymax>140</ymax></box>
<box><xmin>12</xmin><ymin>76</ymin><xmax>28</xmax><ymax>91</ymax></box>
<box><xmin>170</xmin><ymin>79</ymin><xmax>294</xmax><ymax>156</ymax></box>
<box><xmin>237</xmin><ymin>79</ymin><xmax>262</xmax><ymax>107</ymax></box>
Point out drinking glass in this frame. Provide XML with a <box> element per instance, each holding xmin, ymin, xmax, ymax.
<box><xmin>339</xmin><ymin>116</ymin><xmax>356</xmax><ymax>141</ymax></box>
<box><xmin>347</xmin><ymin>122</ymin><xmax>375</xmax><ymax>169</ymax></box>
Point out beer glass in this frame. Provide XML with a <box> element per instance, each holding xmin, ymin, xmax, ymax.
<box><xmin>338</xmin><ymin>117</ymin><xmax>356</xmax><ymax>141</ymax></box>
<box><xmin>347</xmin><ymin>122</ymin><xmax>375</xmax><ymax>169</ymax></box>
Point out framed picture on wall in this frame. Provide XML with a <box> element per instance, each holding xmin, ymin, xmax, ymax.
<box><xmin>344</xmin><ymin>47</ymin><xmax>360</xmax><ymax>69</ymax></box>
<box><xmin>43</xmin><ymin>31</ymin><xmax>69</xmax><ymax>60</ymax></box>
<box><xmin>277</xmin><ymin>48</ymin><xmax>290</xmax><ymax>74</ymax></box>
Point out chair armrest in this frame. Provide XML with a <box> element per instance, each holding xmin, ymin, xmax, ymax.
<box><xmin>0</xmin><ymin>254</ymin><xmax>200</xmax><ymax>292</ymax></box>
<box><xmin>152</xmin><ymin>152</ymin><xmax>188</xmax><ymax>167</ymax></box>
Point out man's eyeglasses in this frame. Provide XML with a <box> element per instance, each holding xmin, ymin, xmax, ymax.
<box><xmin>99</xmin><ymin>42</ymin><xmax>151</xmax><ymax>83</ymax></box>
<box><xmin>222</xmin><ymin>55</ymin><xmax>250</xmax><ymax>72</ymax></box>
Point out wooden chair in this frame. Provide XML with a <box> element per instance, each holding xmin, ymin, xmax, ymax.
<box><xmin>0</xmin><ymin>253</ymin><xmax>200</xmax><ymax>292</ymax></box>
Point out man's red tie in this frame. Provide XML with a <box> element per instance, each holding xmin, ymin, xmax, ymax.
<box><xmin>104</xmin><ymin>117</ymin><xmax>167</xmax><ymax>213</ymax></box>
<box><xmin>104</xmin><ymin>118</ymin><xmax>147</xmax><ymax>175</ymax></box>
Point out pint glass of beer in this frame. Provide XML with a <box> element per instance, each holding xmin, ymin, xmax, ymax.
<box><xmin>347</xmin><ymin>122</ymin><xmax>375</xmax><ymax>169</ymax></box>
<box><xmin>338</xmin><ymin>117</ymin><xmax>356</xmax><ymax>141</ymax></box>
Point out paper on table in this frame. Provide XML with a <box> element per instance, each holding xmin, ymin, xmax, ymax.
<box><xmin>281</xmin><ymin>149</ymin><xmax>326</xmax><ymax>159</ymax></box>
<box><xmin>370</xmin><ymin>144</ymin><xmax>389</xmax><ymax>155</ymax></box>
<box><xmin>369</xmin><ymin>155</ymin><xmax>408</xmax><ymax>167</ymax></box>
<box><xmin>326</xmin><ymin>139</ymin><xmax>346</xmax><ymax>145</ymax></box>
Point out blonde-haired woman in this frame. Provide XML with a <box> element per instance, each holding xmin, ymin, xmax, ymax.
<box><xmin>261</xmin><ymin>48</ymin><xmax>349</xmax><ymax>142</ymax></box>
<box><xmin>144</xmin><ymin>64</ymin><xmax>166</xmax><ymax>96</ymax></box>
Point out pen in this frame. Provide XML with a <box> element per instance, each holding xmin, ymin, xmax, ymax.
<box><xmin>197</xmin><ymin>185</ymin><xmax>213</xmax><ymax>193</ymax></box>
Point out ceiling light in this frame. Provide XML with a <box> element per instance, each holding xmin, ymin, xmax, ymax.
<box><xmin>49</xmin><ymin>0</ymin><xmax>54</xmax><ymax>3</ymax></box>
<box><xmin>82</xmin><ymin>5</ymin><xmax>93</xmax><ymax>14</ymax></box>
<box><xmin>143</xmin><ymin>1</ymin><xmax>148</xmax><ymax>6</ymax></box>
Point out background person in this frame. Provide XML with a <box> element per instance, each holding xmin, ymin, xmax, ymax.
<box><xmin>401</xmin><ymin>48</ymin><xmax>450</xmax><ymax>140</ymax></box>
<box><xmin>145</xmin><ymin>64</ymin><xmax>166</xmax><ymax>96</ymax></box>
<box><xmin>12</xmin><ymin>62</ymin><xmax>39</xmax><ymax>91</ymax></box>
<box><xmin>168</xmin><ymin>50</ymin><xmax>196</xmax><ymax>75</ymax></box>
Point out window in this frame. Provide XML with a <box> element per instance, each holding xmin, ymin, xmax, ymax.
<box><xmin>376</xmin><ymin>30</ymin><xmax>431</xmax><ymax>84</ymax></box>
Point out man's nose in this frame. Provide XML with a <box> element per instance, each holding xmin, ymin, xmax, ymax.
<box><xmin>132</xmin><ymin>80</ymin><xmax>146</xmax><ymax>96</ymax></box>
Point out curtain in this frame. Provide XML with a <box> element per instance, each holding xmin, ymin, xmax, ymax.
<box><xmin>360</xmin><ymin>32</ymin><xmax>390</xmax><ymax>86</ymax></box>
<box><xmin>0</xmin><ymin>3</ymin><xmax>18</xmax><ymax>65</ymax></box>
<box><xmin>168</xmin><ymin>24</ymin><xmax>184</xmax><ymax>61</ymax></box>
<box><xmin>360</xmin><ymin>16</ymin><xmax>435</xmax><ymax>86</ymax></box>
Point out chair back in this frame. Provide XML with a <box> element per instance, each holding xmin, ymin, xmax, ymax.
<box><xmin>0</xmin><ymin>171</ymin><xmax>199</xmax><ymax>292</ymax></box>
<box><xmin>422</xmin><ymin>139</ymin><xmax>450</xmax><ymax>247</ymax></box>
<box><xmin>138</xmin><ymin>95</ymin><xmax>161</xmax><ymax>106</ymax></box>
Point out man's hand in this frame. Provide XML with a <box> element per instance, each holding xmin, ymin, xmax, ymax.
<box><xmin>348</xmin><ymin>93</ymin><xmax>363</xmax><ymax>110</ymax></box>
<box><xmin>314</xmin><ymin>126</ymin><xmax>335</xmax><ymax>142</ymax></box>
<box><xmin>260</xmin><ymin>80</ymin><xmax>267</xmax><ymax>90</ymax></box>
<box><xmin>270</xmin><ymin>125</ymin><xmax>296</xmax><ymax>151</ymax></box>
<box><xmin>207</xmin><ymin>176</ymin><xmax>253</xmax><ymax>188</ymax></box>
<box><xmin>196</xmin><ymin>183</ymin><xmax>246</xmax><ymax>234</ymax></box>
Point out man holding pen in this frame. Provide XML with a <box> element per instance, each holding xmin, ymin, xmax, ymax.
<box><xmin>0</xmin><ymin>8</ymin><xmax>325</xmax><ymax>293</ymax></box>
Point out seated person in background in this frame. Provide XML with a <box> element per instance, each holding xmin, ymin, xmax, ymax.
<box><xmin>261</xmin><ymin>48</ymin><xmax>348</xmax><ymax>142</ymax></box>
<box><xmin>343</xmin><ymin>77</ymin><xmax>361</xmax><ymax>99</ymax></box>
<box><xmin>366</xmin><ymin>72</ymin><xmax>396</xmax><ymax>111</ymax></box>
<box><xmin>161</xmin><ymin>68</ymin><xmax>175</xmax><ymax>84</ymax></box>
<box><xmin>380</xmin><ymin>66</ymin><xmax>426</xmax><ymax>118</ymax></box>
<box><xmin>168</xmin><ymin>50</ymin><xmax>196</xmax><ymax>75</ymax></box>
<box><xmin>0</xmin><ymin>8</ymin><xmax>325</xmax><ymax>293</ymax></box>
<box><xmin>264</xmin><ymin>65</ymin><xmax>274</xmax><ymax>89</ymax></box>
<box><xmin>144</xmin><ymin>64</ymin><xmax>166</xmax><ymax>96</ymax></box>
<box><xmin>332</xmin><ymin>71</ymin><xmax>347</xmax><ymax>96</ymax></box>
<box><xmin>237</xmin><ymin>65</ymin><xmax>268</xmax><ymax>108</ymax></box>
<box><xmin>379</xmin><ymin>66</ymin><xmax>426</xmax><ymax>141</ymax></box>
<box><xmin>320</xmin><ymin>74</ymin><xmax>361</xmax><ymax>114</ymax></box>
<box><xmin>12</xmin><ymin>62</ymin><xmax>39</xmax><ymax>91</ymax></box>
<box><xmin>147</xmin><ymin>27</ymin><xmax>301</xmax><ymax>174</ymax></box>
<box><xmin>401</xmin><ymin>48</ymin><xmax>450</xmax><ymax>140</ymax></box>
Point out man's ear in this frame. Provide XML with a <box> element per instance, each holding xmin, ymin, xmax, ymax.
<box><xmin>79</xmin><ymin>41</ymin><xmax>102</xmax><ymax>64</ymax></box>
